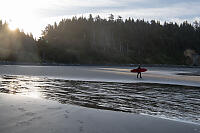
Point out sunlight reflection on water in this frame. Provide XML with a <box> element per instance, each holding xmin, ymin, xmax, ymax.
<box><xmin>0</xmin><ymin>75</ymin><xmax>200</xmax><ymax>124</ymax></box>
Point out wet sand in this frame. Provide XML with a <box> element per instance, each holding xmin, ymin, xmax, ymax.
<box><xmin>0</xmin><ymin>65</ymin><xmax>200</xmax><ymax>133</ymax></box>
<box><xmin>0</xmin><ymin>93</ymin><xmax>200</xmax><ymax>133</ymax></box>
<box><xmin>0</xmin><ymin>65</ymin><xmax>199</xmax><ymax>86</ymax></box>
<box><xmin>92</xmin><ymin>67</ymin><xmax>200</xmax><ymax>86</ymax></box>
<box><xmin>0</xmin><ymin>75</ymin><xmax>200</xmax><ymax>124</ymax></box>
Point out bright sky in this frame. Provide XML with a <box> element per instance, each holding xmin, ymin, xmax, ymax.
<box><xmin>0</xmin><ymin>0</ymin><xmax>200</xmax><ymax>38</ymax></box>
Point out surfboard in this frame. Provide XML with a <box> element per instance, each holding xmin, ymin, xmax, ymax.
<box><xmin>130</xmin><ymin>68</ymin><xmax>147</xmax><ymax>73</ymax></box>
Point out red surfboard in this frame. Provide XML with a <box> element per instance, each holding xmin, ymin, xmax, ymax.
<box><xmin>131</xmin><ymin>68</ymin><xmax>147</xmax><ymax>73</ymax></box>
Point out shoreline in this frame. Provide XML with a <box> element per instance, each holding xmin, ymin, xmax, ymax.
<box><xmin>0</xmin><ymin>65</ymin><xmax>200</xmax><ymax>132</ymax></box>
<box><xmin>0</xmin><ymin>93</ymin><xmax>200</xmax><ymax>133</ymax></box>
<box><xmin>0</xmin><ymin>65</ymin><xmax>199</xmax><ymax>87</ymax></box>
<box><xmin>0</xmin><ymin>74</ymin><xmax>200</xmax><ymax>125</ymax></box>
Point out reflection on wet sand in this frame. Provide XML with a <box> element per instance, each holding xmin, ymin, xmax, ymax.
<box><xmin>0</xmin><ymin>75</ymin><xmax>200</xmax><ymax>124</ymax></box>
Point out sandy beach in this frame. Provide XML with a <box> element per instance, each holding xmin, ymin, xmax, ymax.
<box><xmin>0</xmin><ymin>65</ymin><xmax>199</xmax><ymax>86</ymax></box>
<box><xmin>0</xmin><ymin>65</ymin><xmax>200</xmax><ymax>133</ymax></box>
<box><xmin>0</xmin><ymin>93</ymin><xmax>200</xmax><ymax>133</ymax></box>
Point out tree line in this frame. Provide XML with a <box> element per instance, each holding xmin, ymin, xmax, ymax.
<box><xmin>0</xmin><ymin>20</ymin><xmax>39</xmax><ymax>62</ymax></box>
<box><xmin>1</xmin><ymin>15</ymin><xmax>200</xmax><ymax>65</ymax></box>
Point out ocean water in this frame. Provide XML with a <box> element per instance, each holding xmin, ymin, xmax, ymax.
<box><xmin>0</xmin><ymin>75</ymin><xmax>199</xmax><ymax>124</ymax></box>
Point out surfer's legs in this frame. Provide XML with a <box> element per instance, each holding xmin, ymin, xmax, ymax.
<box><xmin>137</xmin><ymin>72</ymin><xmax>142</xmax><ymax>78</ymax></box>
<box><xmin>140</xmin><ymin>72</ymin><xmax>142</xmax><ymax>78</ymax></box>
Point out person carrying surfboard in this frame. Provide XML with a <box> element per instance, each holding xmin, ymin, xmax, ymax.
<box><xmin>137</xmin><ymin>64</ymin><xmax>142</xmax><ymax>78</ymax></box>
<box><xmin>130</xmin><ymin>64</ymin><xmax>147</xmax><ymax>77</ymax></box>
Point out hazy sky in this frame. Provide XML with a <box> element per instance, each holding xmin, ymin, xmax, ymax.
<box><xmin>0</xmin><ymin>0</ymin><xmax>199</xmax><ymax>38</ymax></box>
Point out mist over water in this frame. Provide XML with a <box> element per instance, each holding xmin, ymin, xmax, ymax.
<box><xmin>0</xmin><ymin>75</ymin><xmax>200</xmax><ymax>124</ymax></box>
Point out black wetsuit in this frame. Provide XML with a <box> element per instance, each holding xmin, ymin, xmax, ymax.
<box><xmin>137</xmin><ymin>66</ymin><xmax>142</xmax><ymax>78</ymax></box>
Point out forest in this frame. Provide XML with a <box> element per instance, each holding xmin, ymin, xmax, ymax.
<box><xmin>1</xmin><ymin>14</ymin><xmax>200</xmax><ymax>65</ymax></box>
<box><xmin>0</xmin><ymin>20</ymin><xmax>39</xmax><ymax>62</ymax></box>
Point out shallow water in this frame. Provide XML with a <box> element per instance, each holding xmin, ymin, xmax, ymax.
<box><xmin>0</xmin><ymin>75</ymin><xmax>200</xmax><ymax>124</ymax></box>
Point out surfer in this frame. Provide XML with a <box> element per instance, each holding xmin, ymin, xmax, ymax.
<box><xmin>130</xmin><ymin>64</ymin><xmax>147</xmax><ymax>77</ymax></box>
<box><xmin>137</xmin><ymin>64</ymin><xmax>142</xmax><ymax>78</ymax></box>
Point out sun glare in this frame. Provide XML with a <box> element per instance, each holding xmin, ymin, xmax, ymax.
<box><xmin>26</xmin><ymin>91</ymin><xmax>41</xmax><ymax>99</ymax></box>
<box><xmin>0</xmin><ymin>0</ymin><xmax>44</xmax><ymax>37</ymax></box>
<box><xmin>9</xmin><ymin>22</ymin><xmax>19</xmax><ymax>31</ymax></box>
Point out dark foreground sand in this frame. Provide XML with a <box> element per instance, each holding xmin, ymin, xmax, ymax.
<box><xmin>0</xmin><ymin>93</ymin><xmax>200</xmax><ymax>133</ymax></box>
